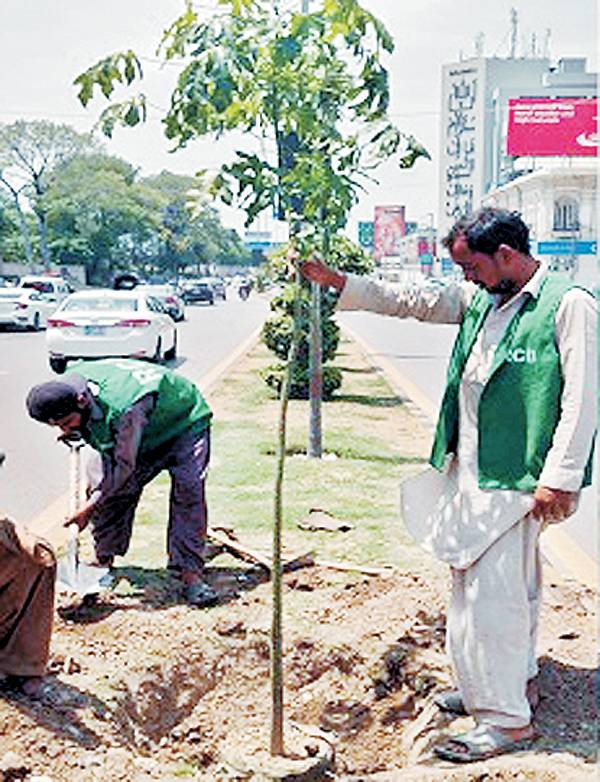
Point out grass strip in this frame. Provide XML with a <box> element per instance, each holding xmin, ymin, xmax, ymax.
<box><xmin>131</xmin><ymin>335</ymin><xmax>434</xmax><ymax>572</ymax></box>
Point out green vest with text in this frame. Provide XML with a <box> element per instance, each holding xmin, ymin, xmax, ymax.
<box><xmin>430</xmin><ymin>275</ymin><xmax>593</xmax><ymax>491</ymax></box>
<box><xmin>67</xmin><ymin>359</ymin><xmax>212</xmax><ymax>455</ymax></box>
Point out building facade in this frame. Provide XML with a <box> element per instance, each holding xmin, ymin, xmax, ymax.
<box><xmin>482</xmin><ymin>165</ymin><xmax>597</xmax><ymax>287</ymax></box>
<box><xmin>438</xmin><ymin>56</ymin><xmax>597</xmax><ymax>244</ymax></box>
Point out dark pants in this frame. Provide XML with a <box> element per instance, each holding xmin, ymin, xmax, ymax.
<box><xmin>88</xmin><ymin>426</ymin><xmax>210</xmax><ymax>574</ymax></box>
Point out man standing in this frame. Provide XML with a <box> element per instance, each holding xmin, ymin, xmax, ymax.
<box><xmin>26</xmin><ymin>359</ymin><xmax>218</xmax><ymax>607</ymax></box>
<box><xmin>0</xmin><ymin>451</ymin><xmax>56</xmax><ymax>696</ymax></box>
<box><xmin>300</xmin><ymin>208</ymin><xmax>596</xmax><ymax>762</ymax></box>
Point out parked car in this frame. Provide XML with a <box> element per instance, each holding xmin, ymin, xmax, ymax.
<box><xmin>18</xmin><ymin>275</ymin><xmax>71</xmax><ymax>306</ymax></box>
<box><xmin>180</xmin><ymin>280</ymin><xmax>215</xmax><ymax>305</ymax></box>
<box><xmin>136</xmin><ymin>284</ymin><xmax>185</xmax><ymax>322</ymax></box>
<box><xmin>0</xmin><ymin>288</ymin><xmax>58</xmax><ymax>331</ymax></box>
<box><xmin>46</xmin><ymin>289</ymin><xmax>177</xmax><ymax>374</ymax></box>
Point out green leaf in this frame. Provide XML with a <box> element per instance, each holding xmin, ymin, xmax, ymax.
<box><xmin>398</xmin><ymin>136</ymin><xmax>431</xmax><ymax>169</ymax></box>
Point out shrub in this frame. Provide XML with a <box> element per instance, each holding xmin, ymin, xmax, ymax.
<box><xmin>261</xmin><ymin>363</ymin><xmax>342</xmax><ymax>401</ymax></box>
<box><xmin>261</xmin><ymin>235</ymin><xmax>372</xmax><ymax>399</ymax></box>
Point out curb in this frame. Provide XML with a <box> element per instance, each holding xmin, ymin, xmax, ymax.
<box><xmin>341</xmin><ymin>322</ymin><xmax>598</xmax><ymax>595</ymax></box>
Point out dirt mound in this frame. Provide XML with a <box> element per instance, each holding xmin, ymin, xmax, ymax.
<box><xmin>0</xmin><ymin>563</ymin><xmax>596</xmax><ymax>781</ymax></box>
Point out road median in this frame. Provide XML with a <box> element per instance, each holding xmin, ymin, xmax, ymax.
<box><xmin>3</xmin><ymin>331</ymin><xmax>596</xmax><ymax>781</ymax></box>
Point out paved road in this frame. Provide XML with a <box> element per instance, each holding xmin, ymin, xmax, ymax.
<box><xmin>339</xmin><ymin>309</ymin><xmax>597</xmax><ymax>565</ymax></box>
<box><xmin>0</xmin><ymin>294</ymin><xmax>269</xmax><ymax>523</ymax></box>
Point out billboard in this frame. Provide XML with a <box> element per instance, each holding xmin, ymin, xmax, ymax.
<box><xmin>373</xmin><ymin>206</ymin><xmax>406</xmax><ymax>260</ymax></box>
<box><xmin>507</xmin><ymin>98</ymin><xmax>598</xmax><ymax>157</ymax></box>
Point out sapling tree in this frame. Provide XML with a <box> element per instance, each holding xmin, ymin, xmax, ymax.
<box><xmin>74</xmin><ymin>0</ymin><xmax>429</xmax><ymax>757</ymax></box>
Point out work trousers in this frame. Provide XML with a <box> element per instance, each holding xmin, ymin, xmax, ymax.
<box><xmin>0</xmin><ymin>517</ymin><xmax>56</xmax><ymax>677</ymax></box>
<box><xmin>88</xmin><ymin>426</ymin><xmax>210</xmax><ymax>574</ymax></box>
<box><xmin>446</xmin><ymin>516</ymin><xmax>542</xmax><ymax>728</ymax></box>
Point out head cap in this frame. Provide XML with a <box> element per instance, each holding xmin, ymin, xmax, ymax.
<box><xmin>26</xmin><ymin>375</ymin><xmax>87</xmax><ymax>422</ymax></box>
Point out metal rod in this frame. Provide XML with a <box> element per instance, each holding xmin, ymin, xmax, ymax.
<box><xmin>308</xmin><ymin>279</ymin><xmax>322</xmax><ymax>457</ymax></box>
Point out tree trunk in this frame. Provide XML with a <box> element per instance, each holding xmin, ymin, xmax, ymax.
<box><xmin>271</xmin><ymin>265</ymin><xmax>302</xmax><ymax>757</ymax></box>
<box><xmin>36</xmin><ymin>210</ymin><xmax>51</xmax><ymax>268</ymax></box>
<box><xmin>308</xmin><ymin>280</ymin><xmax>322</xmax><ymax>457</ymax></box>
<box><xmin>4</xmin><ymin>187</ymin><xmax>33</xmax><ymax>265</ymax></box>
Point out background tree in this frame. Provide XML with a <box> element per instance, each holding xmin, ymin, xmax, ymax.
<box><xmin>0</xmin><ymin>120</ymin><xmax>95</xmax><ymax>265</ymax></box>
<box><xmin>42</xmin><ymin>154</ymin><xmax>251</xmax><ymax>283</ymax></box>
<box><xmin>43</xmin><ymin>153</ymin><xmax>160</xmax><ymax>283</ymax></box>
<box><xmin>0</xmin><ymin>193</ymin><xmax>33</xmax><ymax>263</ymax></box>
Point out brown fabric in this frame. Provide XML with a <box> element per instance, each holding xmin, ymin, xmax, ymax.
<box><xmin>0</xmin><ymin>516</ymin><xmax>56</xmax><ymax>677</ymax></box>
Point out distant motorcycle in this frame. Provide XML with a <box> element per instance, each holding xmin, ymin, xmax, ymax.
<box><xmin>238</xmin><ymin>281</ymin><xmax>251</xmax><ymax>300</ymax></box>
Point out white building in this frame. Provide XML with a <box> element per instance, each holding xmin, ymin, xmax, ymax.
<box><xmin>438</xmin><ymin>56</ymin><xmax>597</xmax><ymax>243</ymax></box>
<box><xmin>482</xmin><ymin>165</ymin><xmax>597</xmax><ymax>288</ymax></box>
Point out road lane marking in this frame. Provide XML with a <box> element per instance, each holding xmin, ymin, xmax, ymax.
<box><xmin>541</xmin><ymin>524</ymin><xmax>598</xmax><ymax>593</ymax></box>
<box><xmin>341</xmin><ymin>322</ymin><xmax>438</xmax><ymax>421</ymax></box>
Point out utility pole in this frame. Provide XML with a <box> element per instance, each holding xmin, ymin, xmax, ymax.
<box><xmin>509</xmin><ymin>8</ymin><xmax>518</xmax><ymax>59</ymax></box>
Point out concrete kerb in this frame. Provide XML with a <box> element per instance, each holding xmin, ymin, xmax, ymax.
<box><xmin>340</xmin><ymin>322</ymin><xmax>598</xmax><ymax>596</ymax></box>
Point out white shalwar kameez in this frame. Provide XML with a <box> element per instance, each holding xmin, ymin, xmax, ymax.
<box><xmin>338</xmin><ymin>266</ymin><xmax>596</xmax><ymax>728</ymax></box>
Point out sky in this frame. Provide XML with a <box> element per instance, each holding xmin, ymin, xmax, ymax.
<box><xmin>0</xmin><ymin>0</ymin><xmax>597</xmax><ymax>241</ymax></box>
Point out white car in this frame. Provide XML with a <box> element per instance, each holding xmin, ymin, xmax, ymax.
<box><xmin>18</xmin><ymin>275</ymin><xmax>71</xmax><ymax>306</ymax></box>
<box><xmin>46</xmin><ymin>289</ymin><xmax>178</xmax><ymax>374</ymax></box>
<box><xmin>0</xmin><ymin>287</ymin><xmax>58</xmax><ymax>331</ymax></box>
<box><xmin>136</xmin><ymin>284</ymin><xmax>186</xmax><ymax>321</ymax></box>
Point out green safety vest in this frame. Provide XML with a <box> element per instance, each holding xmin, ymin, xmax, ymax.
<box><xmin>67</xmin><ymin>359</ymin><xmax>212</xmax><ymax>455</ymax></box>
<box><xmin>430</xmin><ymin>275</ymin><xmax>593</xmax><ymax>491</ymax></box>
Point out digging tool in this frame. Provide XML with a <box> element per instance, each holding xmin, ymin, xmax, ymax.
<box><xmin>56</xmin><ymin>438</ymin><xmax>111</xmax><ymax>596</ymax></box>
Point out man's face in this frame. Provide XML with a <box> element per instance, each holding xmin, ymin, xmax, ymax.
<box><xmin>450</xmin><ymin>235</ymin><xmax>516</xmax><ymax>295</ymax></box>
<box><xmin>48</xmin><ymin>395</ymin><xmax>90</xmax><ymax>437</ymax></box>
<box><xmin>49</xmin><ymin>410</ymin><xmax>84</xmax><ymax>437</ymax></box>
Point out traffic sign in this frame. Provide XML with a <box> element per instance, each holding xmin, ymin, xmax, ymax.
<box><xmin>441</xmin><ymin>257</ymin><xmax>454</xmax><ymax>274</ymax></box>
<box><xmin>358</xmin><ymin>221</ymin><xmax>374</xmax><ymax>249</ymax></box>
<box><xmin>537</xmin><ymin>240</ymin><xmax>597</xmax><ymax>256</ymax></box>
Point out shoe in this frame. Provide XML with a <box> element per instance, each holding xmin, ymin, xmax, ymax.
<box><xmin>433</xmin><ymin>723</ymin><xmax>536</xmax><ymax>763</ymax></box>
<box><xmin>1</xmin><ymin>675</ymin><xmax>45</xmax><ymax>698</ymax></box>
<box><xmin>183</xmin><ymin>581</ymin><xmax>219</xmax><ymax>607</ymax></box>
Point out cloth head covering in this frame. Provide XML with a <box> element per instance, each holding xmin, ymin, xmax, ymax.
<box><xmin>26</xmin><ymin>374</ymin><xmax>88</xmax><ymax>422</ymax></box>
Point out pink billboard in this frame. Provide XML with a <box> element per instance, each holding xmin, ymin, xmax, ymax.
<box><xmin>373</xmin><ymin>206</ymin><xmax>406</xmax><ymax>260</ymax></box>
<box><xmin>507</xmin><ymin>98</ymin><xmax>598</xmax><ymax>157</ymax></box>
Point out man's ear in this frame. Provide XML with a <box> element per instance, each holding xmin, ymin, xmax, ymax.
<box><xmin>76</xmin><ymin>392</ymin><xmax>88</xmax><ymax>410</ymax></box>
<box><xmin>496</xmin><ymin>244</ymin><xmax>517</xmax><ymax>268</ymax></box>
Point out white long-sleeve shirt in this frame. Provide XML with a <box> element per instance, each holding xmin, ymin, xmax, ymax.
<box><xmin>338</xmin><ymin>268</ymin><xmax>596</xmax><ymax>567</ymax></box>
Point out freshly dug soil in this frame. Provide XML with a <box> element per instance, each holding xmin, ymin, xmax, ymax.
<box><xmin>0</xmin><ymin>552</ymin><xmax>596</xmax><ymax>781</ymax></box>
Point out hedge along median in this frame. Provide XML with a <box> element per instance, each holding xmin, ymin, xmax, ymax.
<box><xmin>126</xmin><ymin>333</ymin><xmax>436</xmax><ymax>576</ymax></box>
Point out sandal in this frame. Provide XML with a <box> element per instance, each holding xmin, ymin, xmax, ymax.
<box><xmin>433</xmin><ymin>723</ymin><xmax>536</xmax><ymax>763</ymax></box>
<box><xmin>434</xmin><ymin>689</ymin><xmax>468</xmax><ymax>716</ymax></box>
<box><xmin>183</xmin><ymin>581</ymin><xmax>219</xmax><ymax>607</ymax></box>
<box><xmin>434</xmin><ymin>680</ymin><xmax>540</xmax><ymax>717</ymax></box>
